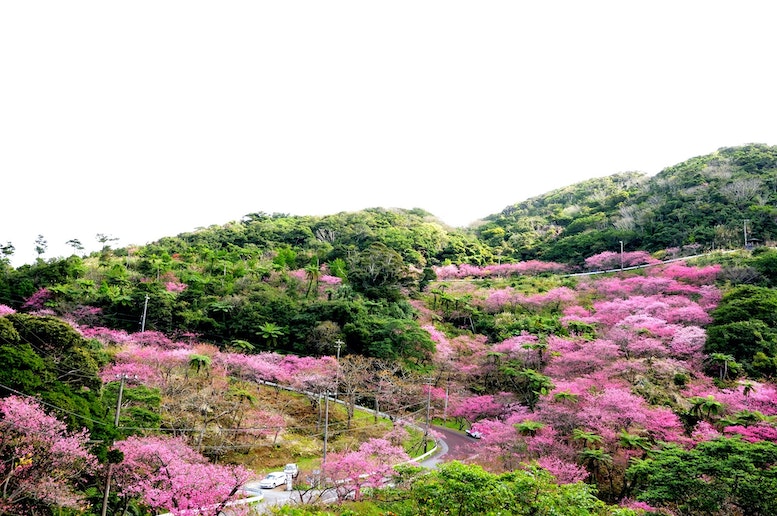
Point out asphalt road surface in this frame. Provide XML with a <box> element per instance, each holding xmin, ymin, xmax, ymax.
<box><xmin>422</xmin><ymin>425</ymin><xmax>481</xmax><ymax>466</ymax></box>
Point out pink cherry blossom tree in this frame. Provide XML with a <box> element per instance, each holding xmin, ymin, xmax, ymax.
<box><xmin>322</xmin><ymin>437</ymin><xmax>410</xmax><ymax>501</ymax></box>
<box><xmin>0</xmin><ymin>396</ymin><xmax>96</xmax><ymax>514</ymax></box>
<box><xmin>112</xmin><ymin>435</ymin><xmax>252</xmax><ymax>516</ymax></box>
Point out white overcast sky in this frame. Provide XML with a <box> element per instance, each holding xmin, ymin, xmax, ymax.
<box><xmin>2</xmin><ymin>1</ymin><xmax>776</xmax><ymax>266</ymax></box>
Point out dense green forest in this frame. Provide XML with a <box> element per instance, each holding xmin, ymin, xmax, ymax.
<box><xmin>4</xmin><ymin>145</ymin><xmax>777</xmax><ymax>352</ymax></box>
<box><xmin>2</xmin><ymin>144</ymin><xmax>777</xmax><ymax>516</ymax></box>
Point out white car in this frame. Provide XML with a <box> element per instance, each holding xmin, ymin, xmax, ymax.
<box><xmin>258</xmin><ymin>472</ymin><xmax>287</xmax><ymax>489</ymax></box>
<box><xmin>466</xmin><ymin>428</ymin><xmax>482</xmax><ymax>439</ymax></box>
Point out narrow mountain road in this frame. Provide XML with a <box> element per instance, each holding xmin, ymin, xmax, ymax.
<box><xmin>419</xmin><ymin>425</ymin><xmax>479</xmax><ymax>468</ymax></box>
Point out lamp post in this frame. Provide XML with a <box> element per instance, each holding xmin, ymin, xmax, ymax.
<box><xmin>619</xmin><ymin>240</ymin><xmax>624</xmax><ymax>271</ymax></box>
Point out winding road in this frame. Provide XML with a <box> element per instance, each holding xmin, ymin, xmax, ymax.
<box><xmin>253</xmin><ymin>424</ymin><xmax>477</xmax><ymax>513</ymax></box>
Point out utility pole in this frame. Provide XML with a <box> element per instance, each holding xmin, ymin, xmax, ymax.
<box><xmin>102</xmin><ymin>374</ymin><xmax>132</xmax><ymax>516</ymax></box>
<box><xmin>423</xmin><ymin>377</ymin><xmax>433</xmax><ymax>453</ymax></box>
<box><xmin>140</xmin><ymin>294</ymin><xmax>150</xmax><ymax>332</ymax></box>
<box><xmin>619</xmin><ymin>240</ymin><xmax>624</xmax><ymax>271</ymax></box>
<box><xmin>322</xmin><ymin>391</ymin><xmax>330</xmax><ymax>465</ymax></box>
<box><xmin>443</xmin><ymin>382</ymin><xmax>449</xmax><ymax>422</ymax></box>
<box><xmin>334</xmin><ymin>339</ymin><xmax>343</xmax><ymax>399</ymax></box>
<box><xmin>743</xmin><ymin>219</ymin><xmax>750</xmax><ymax>249</ymax></box>
<box><xmin>113</xmin><ymin>374</ymin><xmax>132</xmax><ymax>427</ymax></box>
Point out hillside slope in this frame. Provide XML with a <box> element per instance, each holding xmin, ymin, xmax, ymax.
<box><xmin>475</xmin><ymin>143</ymin><xmax>777</xmax><ymax>264</ymax></box>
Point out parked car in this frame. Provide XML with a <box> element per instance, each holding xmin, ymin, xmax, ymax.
<box><xmin>466</xmin><ymin>428</ymin><xmax>482</xmax><ymax>439</ymax></box>
<box><xmin>258</xmin><ymin>472</ymin><xmax>287</xmax><ymax>489</ymax></box>
<box><xmin>284</xmin><ymin>463</ymin><xmax>299</xmax><ymax>479</ymax></box>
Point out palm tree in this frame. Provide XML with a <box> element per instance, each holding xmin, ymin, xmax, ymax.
<box><xmin>579</xmin><ymin>447</ymin><xmax>614</xmax><ymax>495</ymax></box>
<box><xmin>721</xmin><ymin>409</ymin><xmax>774</xmax><ymax>428</ymax></box>
<box><xmin>515</xmin><ymin>420</ymin><xmax>545</xmax><ymax>436</ymax></box>
<box><xmin>706</xmin><ymin>353</ymin><xmax>738</xmax><ymax>380</ymax></box>
<box><xmin>572</xmin><ymin>428</ymin><xmax>604</xmax><ymax>449</ymax></box>
<box><xmin>516</xmin><ymin>368</ymin><xmax>554</xmax><ymax>411</ymax></box>
<box><xmin>188</xmin><ymin>354</ymin><xmax>212</xmax><ymax>376</ymax></box>
<box><xmin>618</xmin><ymin>430</ymin><xmax>651</xmax><ymax>455</ymax></box>
<box><xmin>228</xmin><ymin>386</ymin><xmax>258</xmax><ymax>428</ymax></box>
<box><xmin>688</xmin><ymin>395</ymin><xmax>723</xmax><ymax>421</ymax></box>
<box><xmin>305</xmin><ymin>259</ymin><xmax>322</xmax><ymax>298</ymax></box>
<box><xmin>258</xmin><ymin>322</ymin><xmax>285</xmax><ymax>349</ymax></box>
<box><xmin>228</xmin><ymin>339</ymin><xmax>255</xmax><ymax>353</ymax></box>
<box><xmin>553</xmin><ymin>390</ymin><xmax>580</xmax><ymax>405</ymax></box>
<box><xmin>740</xmin><ymin>380</ymin><xmax>756</xmax><ymax>397</ymax></box>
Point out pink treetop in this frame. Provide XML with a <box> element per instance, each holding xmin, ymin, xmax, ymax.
<box><xmin>433</xmin><ymin>260</ymin><xmax>567</xmax><ymax>280</ymax></box>
<box><xmin>511</xmin><ymin>260</ymin><xmax>568</xmax><ymax>275</ymax></box>
<box><xmin>21</xmin><ymin>287</ymin><xmax>53</xmax><ymax>311</ymax></box>
<box><xmin>482</xmin><ymin>287</ymin><xmax>518</xmax><ymax>313</ymax></box>
<box><xmin>649</xmin><ymin>262</ymin><xmax>721</xmax><ymax>285</ymax></box>
<box><xmin>641</xmin><ymin>406</ymin><xmax>687</xmax><ymax>444</ymax></box>
<box><xmin>691</xmin><ymin>421</ymin><xmax>722</xmax><ymax>442</ymax></box>
<box><xmin>577</xmin><ymin>387</ymin><xmax>651</xmax><ymax>442</ymax></box>
<box><xmin>669</xmin><ymin>326</ymin><xmax>707</xmax><ymax>359</ymax></box>
<box><xmin>423</xmin><ymin>325</ymin><xmax>455</xmax><ymax>366</ymax></box>
<box><xmin>100</xmin><ymin>362</ymin><xmax>159</xmax><ymax>385</ymax></box>
<box><xmin>322</xmin><ymin>438</ymin><xmax>409</xmax><ymax>501</ymax></box>
<box><xmin>535</xmin><ymin>456</ymin><xmax>589</xmax><ymax>484</ymax></box>
<box><xmin>519</xmin><ymin>287</ymin><xmax>577</xmax><ymax>312</ymax></box>
<box><xmin>0</xmin><ymin>304</ymin><xmax>16</xmax><ymax>316</ymax></box>
<box><xmin>590</xmin><ymin>275</ymin><xmax>702</xmax><ymax>299</ymax></box>
<box><xmin>740</xmin><ymin>382</ymin><xmax>777</xmax><ymax>416</ymax></box>
<box><xmin>216</xmin><ymin>352</ymin><xmax>289</xmax><ymax>385</ymax></box>
<box><xmin>584</xmin><ymin>251</ymin><xmax>660</xmax><ymax>271</ymax></box>
<box><xmin>165</xmin><ymin>281</ymin><xmax>188</xmax><ymax>293</ymax></box>
<box><xmin>458</xmin><ymin>263</ymin><xmax>487</xmax><ymax>278</ymax></box>
<box><xmin>723</xmin><ymin>423</ymin><xmax>777</xmax><ymax>443</ymax></box>
<box><xmin>79</xmin><ymin>326</ymin><xmax>131</xmax><ymax>344</ymax></box>
<box><xmin>282</xmin><ymin>355</ymin><xmax>338</xmax><ymax>392</ymax></box>
<box><xmin>544</xmin><ymin>339</ymin><xmax>621</xmax><ymax>379</ymax></box>
<box><xmin>433</xmin><ymin>264</ymin><xmax>459</xmax><ymax>280</ymax></box>
<box><xmin>589</xmin><ymin>294</ymin><xmax>709</xmax><ymax>328</ymax></box>
<box><xmin>697</xmin><ymin>285</ymin><xmax>722</xmax><ymax>310</ymax></box>
<box><xmin>559</xmin><ymin>305</ymin><xmax>597</xmax><ymax>327</ymax></box>
<box><xmin>0</xmin><ymin>396</ymin><xmax>96</xmax><ymax>512</ymax></box>
<box><xmin>113</xmin><ymin>435</ymin><xmax>252</xmax><ymax>516</ymax></box>
<box><xmin>127</xmin><ymin>330</ymin><xmax>187</xmax><ymax>349</ymax></box>
<box><xmin>492</xmin><ymin>333</ymin><xmax>539</xmax><ymax>358</ymax></box>
<box><xmin>449</xmin><ymin>394</ymin><xmax>509</xmax><ymax>423</ymax></box>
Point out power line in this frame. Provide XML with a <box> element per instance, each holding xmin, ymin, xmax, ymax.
<box><xmin>0</xmin><ymin>381</ymin><xmax>110</xmax><ymax>428</ymax></box>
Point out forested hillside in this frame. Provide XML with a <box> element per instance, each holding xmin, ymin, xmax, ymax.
<box><xmin>476</xmin><ymin>143</ymin><xmax>777</xmax><ymax>263</ymax></box>
<box><xmin>2</xmin><ymin>144</ymin><xmax>777</xmax><ymax>515</ymax></box>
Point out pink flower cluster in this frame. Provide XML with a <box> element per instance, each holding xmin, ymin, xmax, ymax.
<box><xmin>434</xmin><ymin>261</ymin><xmax>567</xmax><ymax>279</ymax></box>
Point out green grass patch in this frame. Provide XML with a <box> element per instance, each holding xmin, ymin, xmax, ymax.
<box><xmin>431</xmin><ymin>417</ymin><xmax>461</xmax><ymax>431</ymax></box>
